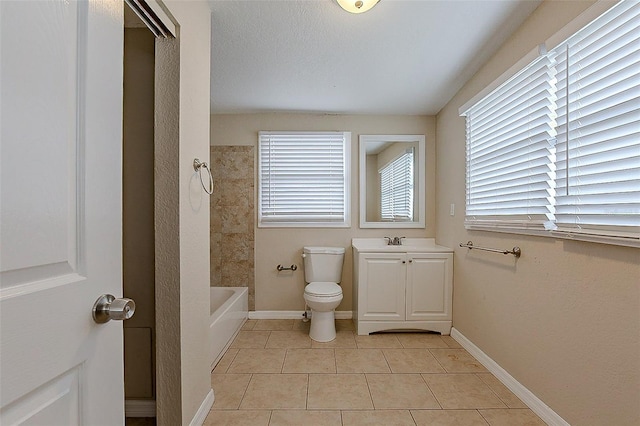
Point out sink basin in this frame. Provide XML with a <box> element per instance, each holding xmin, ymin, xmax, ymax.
<box><xmin>351</xmin><ymin>238</ymin><xmax>453</xmax><ymax>253</ymax></box>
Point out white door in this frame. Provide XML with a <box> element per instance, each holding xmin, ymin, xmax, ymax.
<box><xmin>1</xmin><ymin>1</ymin><xmax>126</xmax><ymax>424</ymax></box>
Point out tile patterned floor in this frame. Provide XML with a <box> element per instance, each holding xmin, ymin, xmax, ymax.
<box><xmin>204</xmin><ymin>319</ymin><xmax>546</xmax><ymax>426</ymax></box>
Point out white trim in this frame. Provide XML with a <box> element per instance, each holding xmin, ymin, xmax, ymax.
<box><xmin>249</xmin><ymin>310</ymin><xmax>353</xmax><ymax>320</ymax></box>
<box><xmin>125</xmin><ymin>400</ymin><xmax>156</xmax><ymax>418</ymax></box>
<box><xmin>451</xmin><ymin>328</ymin><xmax>570</xmax><ymax>426</ymax></box>
<box><xmin>188</xmin><ymin>389</ymin><xmax>214</xmax><ymax>426</ymax></box>
<box><xmin>359</xmin><ymin>135</ymin><xmax>426</xmax><ymax>229</ymax></box>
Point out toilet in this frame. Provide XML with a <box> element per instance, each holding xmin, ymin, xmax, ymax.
<box><xmin>302</xmin><ymin>246</ymin><xmax>345</xmax><ymax>342</ymax></box>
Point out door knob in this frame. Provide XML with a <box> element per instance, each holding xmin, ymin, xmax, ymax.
<box><xmin>92</xmin><ymin>294</ymin><xmax>136</xmax><ymax>323</ymax></box>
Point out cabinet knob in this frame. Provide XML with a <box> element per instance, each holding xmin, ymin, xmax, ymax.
<box><xmin>409</xmin><ymin>260</ymin><xmax>413</xmax><ymax>263</ymax></box>
<box><xmin>402</xmin><ymin>260</ymin><xmax>406</xmax><ymax>264</ymax></box>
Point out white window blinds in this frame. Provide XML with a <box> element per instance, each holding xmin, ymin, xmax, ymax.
<box><xmin>462</xmin><ymin>55</ymin><xmax>557</xmax><ymax>231</ymax></box>
<box><xmin>552</xmin><ymin>0</ymin><xmax>640</xmax><ymax>238</ymax></box>
<box><xmin>379</xmin><ymin>149</ymin><xmax>414</xmax><ymax>222</ymax></box>
<box><xmin>461</xmin><ymin>0</ymin><xmax>640</xmax><ymax>245</ymax></box>
<box><xmin>258</xmin><ymin>131</ymin><xmax>350</xmax><ymax>227</ymax></box>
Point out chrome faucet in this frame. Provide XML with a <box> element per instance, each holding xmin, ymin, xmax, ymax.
<box><xmin>385</xmin><ymin>236</ymin><xmax>406</xmax><ymax>245</ymax></box>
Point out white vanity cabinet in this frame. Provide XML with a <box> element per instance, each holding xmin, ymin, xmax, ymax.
<box><xmin>352</xmin><ymin>238</ymin><xmax>453</xmax><ymax>336</ymax></box>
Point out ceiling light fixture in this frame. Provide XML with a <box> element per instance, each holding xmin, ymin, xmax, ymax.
<box><xmin>336</xmin><ymin>0</ymin><xmax>379</xmax><ymax>14</ymax></box>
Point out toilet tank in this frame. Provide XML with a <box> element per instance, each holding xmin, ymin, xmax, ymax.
<box><xmin>303</xmin><ymin>247</ymin><xmax>345</xmax><ymax>283</ymax></box>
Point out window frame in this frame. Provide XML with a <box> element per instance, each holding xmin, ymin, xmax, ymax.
<box><xmin>257</xmin><ymin>131</ymin><xmax>351</xmax><ymax>228</ymax></box>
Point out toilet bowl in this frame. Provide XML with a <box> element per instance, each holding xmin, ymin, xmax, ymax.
<box><xmin>304</xmin><ymin>282</ymin><xmax>343</xmax><ymax>342</ymax></box>
<box><xmin>302</xmin><ymin>247</ymin><xmax>345</xmax><ymax>342</ymax></box>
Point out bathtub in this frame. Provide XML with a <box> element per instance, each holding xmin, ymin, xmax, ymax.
<box><xmin>209</xmin><ymin>287</ymin><xmax>248</xmax><ymax>370</ymax></box>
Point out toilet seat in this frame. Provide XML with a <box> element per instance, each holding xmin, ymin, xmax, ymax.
<box><xmin>304</xmin><ymin>282</ymin><xmax>342</xmax><ymax>297</ymax></box>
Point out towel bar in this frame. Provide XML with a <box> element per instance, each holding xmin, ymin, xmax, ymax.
<box><xmin>459</xmin><ymin>241</ymin><xmax>521</xmax><ymax>258</ymax></box>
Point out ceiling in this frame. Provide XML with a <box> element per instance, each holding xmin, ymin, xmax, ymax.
<box><xmin>208</xmin><ymin>0</ymin><xmax>542</xmax><ymax>116</ymax></box>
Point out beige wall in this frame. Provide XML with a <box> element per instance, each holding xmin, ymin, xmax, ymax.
<box><xmin>435</xmin><ymin>1</ymin><xmax>640</xmax><ymax>425</ymax></box>
<box><xmin>211</xmin><ymin>113</ymin><xmax>436</xmax><ymax>311</ymax></box>
<box><xmin>154</xmin><ymin>1</ymin><xmax>212</xmax><ymax>424</ymax></box>
<box><xmin>123</xmin><ymin>27</ymin><xmax>156</xmax><ymax>401</ymax></box>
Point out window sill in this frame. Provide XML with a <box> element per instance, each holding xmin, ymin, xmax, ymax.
<box><xmin>465</xmin><ymin>224</ymin><xmax>640</xmax><ymax>249</ymax></box>
<box><xmin>258</xmin><ymin>221</ymin><xmax>351</xmax><ymax>229</ymax></box>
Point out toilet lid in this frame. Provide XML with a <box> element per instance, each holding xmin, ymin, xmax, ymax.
<box><xmin>305</xmin><ymin>282</ymin><xmax>342</xmax><ymax>297</ymax></box>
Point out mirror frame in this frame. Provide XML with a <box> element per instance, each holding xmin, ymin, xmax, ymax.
<box><xmin>359</xmin><ymin>134</ymin><xmax>426</xmax><ymax>229</ymax></box>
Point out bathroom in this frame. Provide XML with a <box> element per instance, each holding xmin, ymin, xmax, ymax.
<box><xmin>3</xmin><ymin>1</ymin><xmax>636</xmax><ymax>425</ymax></box>
<box><xmin>203</xmin><ymin>2</ymin><xmax>639</xmax><ymax>425</ymax></box>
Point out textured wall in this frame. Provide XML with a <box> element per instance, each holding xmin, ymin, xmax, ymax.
<box><xmin>435</xmin><ymin>1</ymin><xmax>640</xmax><ymax>425</ymax></box>
<box><xmin>210</xmin><ymin>146</ymin><xmax>255</xmax><ymax>309</ymax></box>
<box><xmin>154</xmin><ymin>1</ymin><xmax>212</xmax><ymax>424</ymax></box>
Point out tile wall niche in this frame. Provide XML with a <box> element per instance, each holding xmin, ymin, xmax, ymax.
<box><xmin>210</xmin><ymin>146</ymin><xmax>255</xmax><ymax>309</ymax></box>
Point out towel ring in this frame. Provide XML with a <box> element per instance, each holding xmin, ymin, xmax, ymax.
<box><xmin>193</xmin><ymin>158</ymin><xmax>213</xmax><ymax>195</ymax></box>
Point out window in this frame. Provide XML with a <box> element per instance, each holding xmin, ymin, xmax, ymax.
<box><xmin>258</xmin><ymin>131</ymin><xmax>350</xmax><ymax>227</ymax></box>
<box><xmin>379</xmin><ymin>148</ymin><xmax>414</xmax><ymax>222</ymax></box>
<box><xmin>462</xmin><ymin>1</ymin><xmax>640</xmax><ymax>247</ymax></box>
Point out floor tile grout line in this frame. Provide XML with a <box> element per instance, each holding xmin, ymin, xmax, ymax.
<box><xmin>362</xmin><ymin>372</ymin><xmax>377</xmax><ymax>410</ymax></box>
<box><xmin>426</xmin><ymin>348</ymin><xmax>449</xmax><ymax>373</ymax></box>
<box><xmin>236</xmin><ymin>373</ymin><xmax>254</xmax><ymax>411</ymax></box>
<box><xmin>418</xmin><ymin>372</ymin><xmax>444</xmax><ymax>410</ymax></box>
<box><xmin>473</xmin><ymin>372</ymin><xmax>510</xmax><ymax>409</ymax></box>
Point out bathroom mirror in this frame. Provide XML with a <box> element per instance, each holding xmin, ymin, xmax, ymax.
<box><xmin>359</xmin><ymin>135</ymin><xmax>425</xmax><ymax>228</ymax></box>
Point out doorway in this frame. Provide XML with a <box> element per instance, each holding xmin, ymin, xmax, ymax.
<box><xmin>122</xmin><ymin>5</ymin><xmax>157</xmax><ymax>421</ymax></box>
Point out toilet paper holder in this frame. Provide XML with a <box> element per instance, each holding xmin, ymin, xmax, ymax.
<box><xmin>277</xmin><ymin>264</ymin><xmax>298</xmax><ymax>272</ymax></box>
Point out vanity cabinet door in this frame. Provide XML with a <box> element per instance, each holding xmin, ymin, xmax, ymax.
<box><xmin>359</xmin><ymin>253</ymin><xmax>406</xmax><ymax>321</ymax></box>
<box><xmin>406</xmin><ymin>253</ymin><xmax>453</xmax><ymax>321</ymax></box>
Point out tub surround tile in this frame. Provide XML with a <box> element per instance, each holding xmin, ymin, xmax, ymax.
<box><xmin>411</xmin><ymin>409</ymin><xmax>489</xmax><ymax>425</ymax></box>
<box><xmin>210</xmin><ymin>374</ymin><xmax>251</xmax><ymax>409</ymax></box>
<box><xmin>307</xmin><ymin>374</ymin><xmax>374</xmax><ymax>410</ymax></box>
<box><xmin>382</xmin><ymin>349</ymin><xmax>446</xmax><ymax>373</ymax></box>
<box><xmin>240</xmin><ymin>374</ymin><xmax>308</xmax><ymax>409</ymax></box>
<box><xmin>282</xmin><ymin>348</ymin><xmax>336</xmax><ymax>373</ymax></box>
<box><xmin>227</xmin><ymin>348</ymin><xmax>286</xmax><ymax>373</ymax></box>
<box><xmin>335</xmin><ymin>348</ymin><xmax>391</xmax><ymax>373</ymax></box>
<box><xmin>269</xmin><ymin>410</ymin><xmax>342</xmax><ymax>426</ymax></box>
<box><xmin>478</xmin><ymin>409</ymin><xmax>546</xmax><ymax>425</ymax></box>
<box><xmin>210</xmin><ymin>146</ymin><xmax>254</xmax><ymax>309</ymax></box>
<box><xmin>423</xmin><ymin>374</ymin><xmax>507</xmax><ymax>409</ymax></box>
<box><xmin>429</xmin><ymin>348</ymin><xmax>489</xmax><ymax>373</ymax></box>
<box><xmin>366</xmin><ymin>374</ymin><xmax>440</xmax><ymax>409</ymax></box>
<box><xmin>220</xmin><ymin>260</ymin><xmax>251</xmax><ymax>289</ymax></box>
<box><xmin>341</xmin><ymin>410</ymin><xmax>416</xmax><ymax>425</ymax></box>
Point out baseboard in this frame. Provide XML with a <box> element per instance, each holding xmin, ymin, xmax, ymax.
<box><xmin>188</xmin><ymin>388</ymin><xmax>214</xmax><ymax>426</ymax></box>
<box><xmin>249</xmin><ymin>310</ymin><xmax>353</xmax><ymax>320</ymax></box>
<box><xmin>125</xmin><ymin>399</ymin><xmax>156</xmax><ymax>417</ymax></box>
<box><xmin>451</xmin><ymin>327</ymin><xmax>569</xmax><ymax>426</ymax></box>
